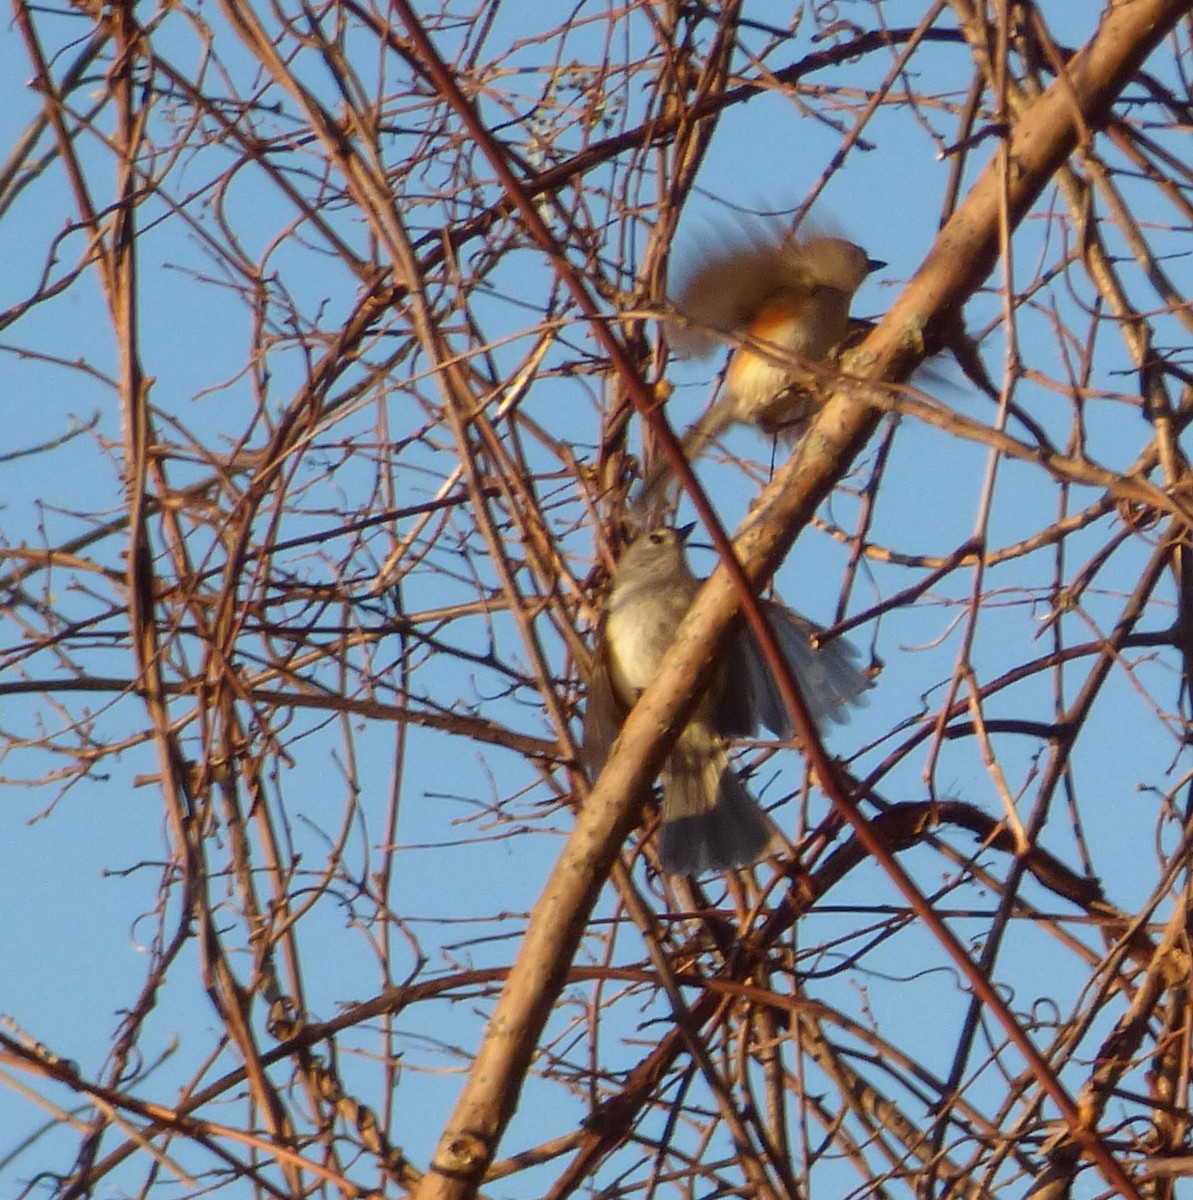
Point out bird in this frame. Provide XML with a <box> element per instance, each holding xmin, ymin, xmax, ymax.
<box><xmin>581</xmin><ymin>525</ymin><xmax>871</xmax><ymax>875</ymax></box>
<box><xmin>635</xmin><ymin>230</ymin><xmax>884</xmax><ymax>509</ymax></box>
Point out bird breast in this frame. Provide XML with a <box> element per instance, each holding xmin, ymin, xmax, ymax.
<box><xmin>604</xmin><ymin>584</ymin><xmax>692</xmax><ymax>698</ymax></box>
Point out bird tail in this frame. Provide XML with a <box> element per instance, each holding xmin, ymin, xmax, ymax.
<box><xmin>657</xmin><ymin>724</ymin><xmax>776</xmax><ymax>875</ymax></box>
<box><xmin>632</xmin><ymin>397</ymin><xmax>741</xmax><ymax>515</ymax></box>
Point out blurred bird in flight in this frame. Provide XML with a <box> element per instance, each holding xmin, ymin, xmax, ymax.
<box><xmin>636</xmin><ymin>228</ymin><xmax>884</xmax><ymax>508</ymax></box>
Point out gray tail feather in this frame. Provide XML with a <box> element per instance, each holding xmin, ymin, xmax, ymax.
<box><xmin>632</xmin><ymin>399</ymin><xmax>740</xmax><ymax>515</ymax></box>
<box><xmin>658</xmin><ymin>736</ymin><xmax>776</xmax><ymax>875</ymax></box>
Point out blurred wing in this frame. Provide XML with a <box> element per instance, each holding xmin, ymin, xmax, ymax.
<box><xmin>740</xmin><ymin>600</ymin><xmax>872</xmax><ymax>736</ymax></box>
<box><xmin>670</xmin><ymin>229</ymin><xmax>814</xmax><ymax>359</ymax></box>
<box><xmin>710</xmin><ymin>637</ymin><xmax>762</xmax><ymax>740</ymax></box>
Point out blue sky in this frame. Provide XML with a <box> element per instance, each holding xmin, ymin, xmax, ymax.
<box><xmin>0</xmin><ymin>3</ymin><xmax>1188</xmax><ymax>1197</ymax></box>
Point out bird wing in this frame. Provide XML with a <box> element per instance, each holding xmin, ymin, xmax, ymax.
<box><xmin>737</xmin><ymin>600</ymin><xmax>872</xmax><ymax>736</ymax></box>
<box><xmin>580</xmin><ymin>621</ymin><xmax>628</xmax><ymax>779</ymax></box>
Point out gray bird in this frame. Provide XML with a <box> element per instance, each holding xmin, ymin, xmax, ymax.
<box><xmin>637</xmin><ymin>232</ymin><xmax>884</xmax><ymax>509</ymax></box>
<box><xmin>582</xmin><ymin>525</ymin><xmax>871</xmax><ymax>875</ymax></box>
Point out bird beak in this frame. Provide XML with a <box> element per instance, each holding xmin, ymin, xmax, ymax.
<box><xmin>866</xmin><ymin>257</ymin><xmax>887</xmax><ymax>274</ymax></box>
<box><xmin>676</xmin><ymin>522</ymin><xmax>697</xmax><ymax>543</ymax></box>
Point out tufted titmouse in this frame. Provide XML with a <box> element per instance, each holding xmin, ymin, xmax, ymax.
<box><xmin>636</xmin><ymin>231</ymin><xmax>884</xmax><ymax>507</ymax></box>
<box><xmin>581</xmin><ymin>525</ymin><xmax>871</xmax><ymax>875</ymax></box>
